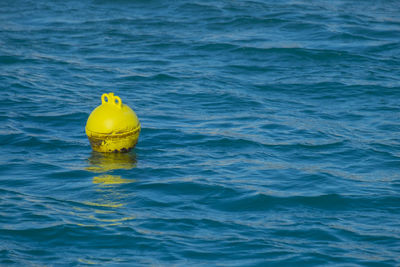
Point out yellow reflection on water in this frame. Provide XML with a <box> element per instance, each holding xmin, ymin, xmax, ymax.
<box><xmin>83</xmin><ymin>201</ymin><xmax>123</xmax><ymax>208</ymax></box>
<box><xmin>93</xmin><ymin>174</ymin><xmax>134</xmax><ymax>185</ymax></box>
<box><xmin>86</xmin><ymin>151</ymin><xmax>137</xmax><ymax>173</ymax></box>
<box><xmin>71</xmin><ymin>152</ymin><xmax>138</xmax><ymax>227</ymax></box>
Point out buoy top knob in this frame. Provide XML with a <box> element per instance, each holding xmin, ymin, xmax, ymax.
<box><xmin>101</xmin><ymin>92</ymin><xmax>122</xmax><ymax>109</ymax></box>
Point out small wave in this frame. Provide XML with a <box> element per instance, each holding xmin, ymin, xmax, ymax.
<box><xmin>0</xmin><ymin>55</ymin><xmax>30</xmax><ymax>65</ymax></box>
<box><xmin>118</xmin><ymin>73</ymin><xmax>180</xmax><ymax>82</ymax></box>
<box><xmin>213</xmin><ymin>193</ymin><xmax>400</xmax><ymax>212</ymax></box>
<box><xmin>208</xmin><ymin>16</ymin><xmax>290</xmax><ymax>29</ymax></box>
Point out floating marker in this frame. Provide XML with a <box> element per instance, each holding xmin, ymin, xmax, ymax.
<box><xmin>86</xmin><ymin>92</ymin><xmax>140</xmax><ymax>153</ymax></box>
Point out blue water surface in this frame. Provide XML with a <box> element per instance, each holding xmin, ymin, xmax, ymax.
<box><xmin>1</xmin><ymin>0</ymin><xmax>400</xmax><ymax>265</ymax></box>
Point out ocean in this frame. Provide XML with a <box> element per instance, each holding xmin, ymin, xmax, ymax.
<box><xmin>1</xmin><ymin>0</ymin><xmax>399</xmax><ymax>265</ymax></box>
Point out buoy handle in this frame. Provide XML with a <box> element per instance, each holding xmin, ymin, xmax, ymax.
<box><xmin>101</xmin><ymin>92</ymin><xmax>122</xmax><ymax>109</ymax></box>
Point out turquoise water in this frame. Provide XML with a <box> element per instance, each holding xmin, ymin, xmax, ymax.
<box><xmin>1</xmin><ymin>0</ymin><xmax>400</xmax><ymax>265</ymax></box>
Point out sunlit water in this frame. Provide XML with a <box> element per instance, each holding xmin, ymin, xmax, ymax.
<box><xmin>1</xmin><ymin>0</ymin><xmax>400</xmax><ymax>265</ymax></box>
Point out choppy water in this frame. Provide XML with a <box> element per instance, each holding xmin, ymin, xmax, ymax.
<box><xmin>1</xmin><ymin>0</ymin><xmax>400</xmax><ymax>265</ymax></box>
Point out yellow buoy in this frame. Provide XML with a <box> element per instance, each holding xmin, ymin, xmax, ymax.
<box><xmin>85</xmin><ymin>92</ymin><xmax>140</xmax><ymax>153</ymax></box>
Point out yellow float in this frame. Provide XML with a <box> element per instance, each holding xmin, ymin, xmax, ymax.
<box><xmin>85</xmin><ymin>92</ymin><xmax>140</xmax><ymax>153</ymax></box>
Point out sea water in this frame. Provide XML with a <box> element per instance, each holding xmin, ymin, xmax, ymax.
<box><xmin>1</xmin><ymin>0</ymin><xmax>399</xmax><ymax>265</ymax></box>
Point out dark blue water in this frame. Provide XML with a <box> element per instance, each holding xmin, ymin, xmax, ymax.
<box><xmin>1</xmin><ymin>0</ymin><xmax>400</xmax><ymax>265</ymax></box>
